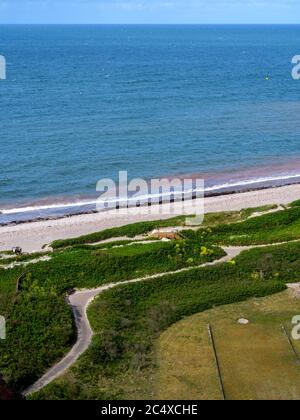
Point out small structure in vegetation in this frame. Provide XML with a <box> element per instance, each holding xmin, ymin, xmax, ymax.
<box><xmin>149</xmin><ymin>228</ymin><xmax>182</xmax><ymax>240</ymax></box>
<box><xmin>12</xmin><ymin>247</ymin><xmax>22</xmax><ymax>255</ymax></box>
<box><xmin>238</xmin><ymin>318</ymin><xmax>249</xmax><ymax>325</ymax></box>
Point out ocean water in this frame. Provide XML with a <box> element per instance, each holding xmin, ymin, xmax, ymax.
<box><xmin>1</xmin><ymin>25</ymin><xmax>300</xmax><ymax>223</ymax></box>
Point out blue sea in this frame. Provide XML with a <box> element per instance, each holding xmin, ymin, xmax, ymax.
<box><xmin>1</xmin><ymin>25</ymin><xmax>300</xmax><ymax>224</ymax></box>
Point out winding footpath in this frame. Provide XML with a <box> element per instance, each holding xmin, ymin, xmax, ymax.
<box><xmin>23</xmin><ymin>246</ymin><xmax>242</xmax><ymax>396</ymax></box>
<box><xmin>23</xmin><ymin>240</ymin><xmax>300</xmax><ymax>396</ymax></box>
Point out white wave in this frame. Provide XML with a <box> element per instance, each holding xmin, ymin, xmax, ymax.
<box><xmin>205</xmin><ymin>173</ymin><xmax>300</xmax><ymax>192</ymax></box>
<box><xmin>1</xmin><ymin>172</ymin><xmax>300</xmax><ymax>216</ymax></box>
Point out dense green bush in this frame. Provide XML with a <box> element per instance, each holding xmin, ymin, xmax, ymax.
<box><xmin>15</xmin><ymin>241</ymin><xmax>224</xmax><ymax>294</ymax></box>
<box><xmin>235</xmin><ymin>241</ymin><xmax>300</xmax><ymax>282</ymax></box>
<box><xmin>0</xmin><ymin>291</ymin><xmax>75</xmax><ymax>391</ymax></box>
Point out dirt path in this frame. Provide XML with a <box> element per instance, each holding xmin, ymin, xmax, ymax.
<box><xmin>23</xmin><ymin>246</ymin><xmax>241</xmax><ymax>396</ymax></box>
<box><xmin>0</xmin><ymin>255</ymin><xmax>51</xmax><ymax>270</ymax></box>
<box><xmin>23</xmin><ymin>240</ymin><xmax>300</xmax><ymax>396</ymax></box>
<box><xmin>287</xmin><ymin>283</ymin><xmax>300</xmax><ymax>298</ymax></box>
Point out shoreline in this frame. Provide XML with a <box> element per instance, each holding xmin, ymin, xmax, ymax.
<box><xmin>3</xmin><ymin>158</ymin><xmax>300</xmax><ymax>225</ymax></box>
<box><xmin>1</xmin><ymin>183</ymin><xmax>300</xmax><ymax>252</ymax></box>
<box><xmin>2</xmin><ymin>177</ymin><xmax>300</xmax><ymax>228</ymax></box>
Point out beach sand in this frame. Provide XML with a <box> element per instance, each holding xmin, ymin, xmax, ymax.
<box><xmin>1</xmin><ymin>184</ymin><xmax>300</xmax><ymax>253</ymax></box>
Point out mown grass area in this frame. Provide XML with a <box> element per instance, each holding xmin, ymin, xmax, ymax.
<box><xmin>157</xmin><ymin>290</ymin><xmax>300</xmax><ymax>400</ymax></box>
<box><xmin>0</xmin><ymin>239</ymin><xmax>223</xmax><ymax>392</ymax></box>
<box><xmin>184</xmin><ymin>206</ymin><xmax>300</xmax><ymax>246</ymax></box>
<box><xmin>30</xmin><ymin>243</ymin><xmax>288</xmax><ymax>400</ymax></box>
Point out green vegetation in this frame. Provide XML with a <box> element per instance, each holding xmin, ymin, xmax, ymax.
<box><xmin>184</xmin><ymin>206</ymin><xmax>300</xmax><ymax>246</ymax></box>
<box><xmin>0</xmin><ymin>252</ymin><xmax>49</xmax><ymax>267</ymax></box>
<box><xmin>289</xmin><ymin>198</ymin><xmax>300</xmax><ymax>208</ymax></box>
<box><xmin>51</xmin><ymin>215</ymin><xmax>189</xmax><ymax>249</ymax></box>
<box><xmin>157</xmin><ymin>290</ymin><xmax>300</xmax><ymax>400</ymax></box>
<box><xmin>0</xmin><ymin>292</ymin><xmax>75</xmax><ymax>392</ymax></box>
<box><xmin>51</xmin><ymin>205</ymin><xmax>279</xmax><ymax>250</ymax></box>
<box><xmin>81</xmin><ymin>239</ymin><xmax>148</xmax><ymax>250</ymax></box>
<box><xmin>239</xmin><ymin>204</ymin><xmax>278</xmax><ymax>219</ymax></box>
<box><xmin>0</xmin><ymin>251</ymin><xmax>14</xmax><ymax>258</ymax></box>
<box><xmin>202</xmin><ymin>205</ymin><xmax>278</xmax><ymax>228</ymax></box>
<box><xmin>0</xmin><ymin>238</ymin><xmax>223</xmax><ymax>391</ymax></box>
<box><xmin>0</xmin><ymin>263</ymin><xmax>75</xmax><ymax>391</ymax></box>
<box><xmin>2</xmin><ymin>202</ymin><xmax>300</xmax><ymax>399</ymax></box>
<box><xmin>31</xmin><ymin>245</ymin><xmax>287</xmax><ymax>399</ymax></box>
<box><xmin>18</xmin><ymin>240</ymin><xmax>224</xmax><ymax>294</ymax></box>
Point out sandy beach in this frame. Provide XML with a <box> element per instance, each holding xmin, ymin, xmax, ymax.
<box><xmin>1</xmin><ymin>183</ymin><xmax>300</xmax><ymax>253</ymax></box>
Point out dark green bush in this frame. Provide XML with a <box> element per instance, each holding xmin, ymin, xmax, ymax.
<box><xmin>0</xmin><ymin>291</ymin><xmax>75</xmax><ymax>391</ymax></box>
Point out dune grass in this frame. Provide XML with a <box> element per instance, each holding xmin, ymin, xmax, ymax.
<box><xmin>289</xmin><ymin>199</ymin><xmax>300</xmax><ymax>208</ymax></box>
<box><xmin>51</xmin><ymin>215</ymin><xmax>189</xmax><ymax>249</ymax></box>
<box><xmin>50</xmin><ymin>205</ymin><xmax>279</xmax><ymax>250</ymax></box>
<box><xmin>183</xmin><ymin>206</ymin><xmax>300</xmax><ymax>246</ymax></box>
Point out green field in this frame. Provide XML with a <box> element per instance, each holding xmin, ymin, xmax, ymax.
<box><xmin>158</xmin><ymin>290</ymin><xmax>300</xmax><ymax>400</ymax></box>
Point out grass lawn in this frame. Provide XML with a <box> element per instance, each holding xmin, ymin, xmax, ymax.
<box><xmin>157</xmin><ymin>290</ymin><xmax>300</xmax><ymax>400</ymax></box>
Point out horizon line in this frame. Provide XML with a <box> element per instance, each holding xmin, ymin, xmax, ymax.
<box><xmin>0</xmin><ymin>23</ymin><xmax>300</xmax><ymax>25</ymax></box>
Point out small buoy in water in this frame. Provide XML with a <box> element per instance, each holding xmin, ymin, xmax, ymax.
<box><xmin>238</xmin><ymin>318</ymin><xmax>249</xmax><ymax>325</ymax></box>
<box><xmin>265</xmin><ymin>76</ymin><xmax>270</xmax><ymax>81</ymax></box>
